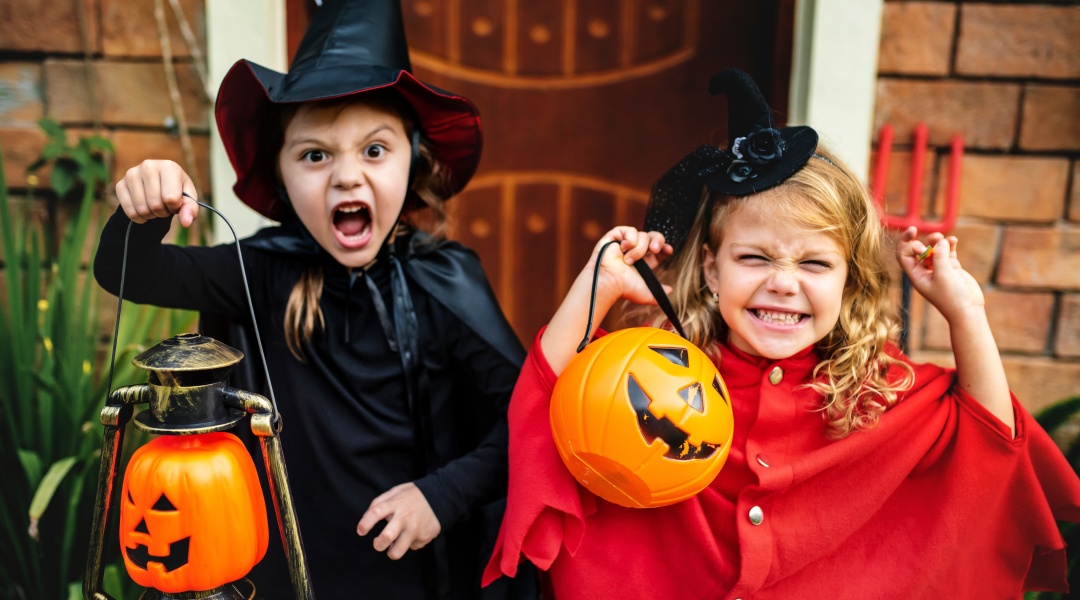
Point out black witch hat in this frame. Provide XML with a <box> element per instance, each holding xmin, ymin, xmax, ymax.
<box><xmin>644</xmin><ymin>68</ymin><xmax>819</xmax><ymax>253</ymax></box>
<box><xmin>214</xmin><ymin>0</ymin><xmax>482</xmax><ymax>222</ymax></box>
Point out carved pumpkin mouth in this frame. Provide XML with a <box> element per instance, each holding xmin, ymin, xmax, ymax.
<box><xmin>628</xmin><ymin>373</ymin><xmax>719</xmax><ymax>461</ymax></box>
<box><xmin>126</xmin><ymin>536</ymin><xmax>191</xmax><ymax>572</ymax></box>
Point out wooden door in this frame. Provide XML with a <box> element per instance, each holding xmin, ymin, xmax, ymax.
<box><xmin>287</xmin><ymin>0</ymin><xmax>794</xmax><ymax>344</ymax></box>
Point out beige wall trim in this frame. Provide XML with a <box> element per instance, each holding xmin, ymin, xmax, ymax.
<box><xmin>789</xmin><ymin>0</ymin><xmax>883</xmax><ymax>183</ymax></box>
<box><xmin>206</xmin><ymin>0</ymin><xmax>287</xmax><ymax>243</ymax></box>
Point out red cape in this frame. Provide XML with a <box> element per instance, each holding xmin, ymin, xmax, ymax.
<box><xmin>484</xmin><ymin>330</ymin><xmax>1080</xmax><ymax>598</ymax></box>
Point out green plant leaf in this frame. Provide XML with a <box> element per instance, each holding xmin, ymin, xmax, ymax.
<box><xmin>27</xmin><ymin>456</ymin><xmax>77</xmax><ymax>523</ymax></box>
<box><xmin>37</xmin><ymin>117</ymin><xmax>65</xmax><ymax>141</ymax></box>
<box><xmin>17</xmin><ymin>449</ymin><xmax>42</xmax><ymax>490</ymax></box>
<box><xmin>1035</xmin><ymin>395</ymin><xmax>1080</xmax><ymax>436</ymax></box>
<box><xmin>103</xmin><ymin>563</ymin><xmax>127</xmax><ymax>599</ymax></box>
<box><xmin>50</xmin><ymin>163</ymin><xmax>76</xmax><ymax>198</ymax></box>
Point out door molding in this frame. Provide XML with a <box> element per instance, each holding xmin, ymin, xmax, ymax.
<box><xmin>789</xmin><ymin>0</ymin><xmax>883</xmax><ymax>182</ymax></box>
<box><xmin>206</xmin><ymin>0</ymin><xmax>287</xmax><ymax>242</ymax></box>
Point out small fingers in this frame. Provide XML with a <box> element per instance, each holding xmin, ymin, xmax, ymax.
<box><xmin>372</xmin><ymin>516</ymin><xmax>403</xmax><ymax>554</ymax></box>
<box><xmin>356</xmin><ymin>501</ymin><xmax>391</xmax><ymax>536</ymax></box>
<box><xmin>384</xmin><ymin>521</ymin><xmax>416</xmax><ymax>560</ymax></box>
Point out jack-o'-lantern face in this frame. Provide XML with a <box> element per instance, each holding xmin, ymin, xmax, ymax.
<box><xmin>551</xmin><ymin>328</ymin><xmax>735</xmax><ymax>508</ymax></box>
<box><xmin>119</xmin><ymin>432</ymin><xmax>269</xmax><ymax>593</ymax></box>
<box><xmin>628</xmin><ymin>345</ymin><xmax>729</xmax><ymax>461</ymax></box>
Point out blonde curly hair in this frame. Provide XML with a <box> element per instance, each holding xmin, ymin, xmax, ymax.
<box><xmin>638</xmin><ymin>147</ymin><xmax>914</xmax><ymax>438</ymax></box>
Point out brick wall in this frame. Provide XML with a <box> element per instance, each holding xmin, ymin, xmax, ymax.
<box><xmin>875</xmin><ymin>0</ymin><xmax>1080</xmax><ymax>413</ymax></box>
<box><xmin>0</xmin><ymin>0</ymin><xmax>209</xmax><ymax>187</ymax></box>
<box><xmin>0</xmin><ymin>0</ymin><xmax>209</xmax><ymax>332</ymax></box>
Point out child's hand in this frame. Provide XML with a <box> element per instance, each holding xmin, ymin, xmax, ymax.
<box><xmin>115</xmin><ymin>160</ymin><xmax>200</xmax><ymax>227</ymax></box>
<box><xmin>896</xmin><ymin>226</ymin><xmax>985</xmax><ymax>322</ymax></box>
<box><xmin>589</xmin><ymin>226</ymin><xmax>673</xmax><ymax>306</ymax></box>
<box><xmin>356</xmin><ymin>482</ymin><xmax>441</xmax><ymax>560</ymax></box>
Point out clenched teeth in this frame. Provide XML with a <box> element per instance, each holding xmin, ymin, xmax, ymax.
<box><xmin>755</xmin><ymin>309</ymin><xmax>803</xmax><ymax>325</ymax></box>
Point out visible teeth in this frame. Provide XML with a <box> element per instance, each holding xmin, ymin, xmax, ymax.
<box><xmin>755</xmin><ymin>310</ymin><xmax>802</xmax><ymax>325</ymax></box>
<box><xmin>338</xmin><ymin>205</ymin><xmax>368</xmax><ymax>214</ymax></box>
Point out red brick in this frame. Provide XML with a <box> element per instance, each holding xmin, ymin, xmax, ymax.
<box><xmin>1000</xmin><ymin>356</ymin><xmax>1080</xmax><ymax>415</ymax></box>
<box><xmin>1019</xmin><ymin>85</ymin><xmax>1080</xmax><ymax>153</ymax></box>
<box><xmin>101</xmin><ymin>0</ymin><xmax>205</xmax><ymax>58</ymax></box>
<box><xmin>879</xmin><ymin>3</ymin><xmax>955</xmax><ymax>76</ymax></box>
<box><xmin>875</xmin><ymin>79</ymin><xmax>1021</xmax><ymax>150</ymax></box>
<box><xmin>998</xmin><ymin>225</ymin><xmax>1080</xmax><ymax>289</ymax></box>
<box><xmin>1058</xmin><ymin>294</ymin><xmax>1080</xmax><ymax>358</ymax></box>
<box><xmin>922</xmin><ymin>290</ymin><xmax>1053</xmax><ymax>354</ymax></box>
<box><xmin>0</xmin><ymin>63</ymin><xmax>44</xmax><ymax>125</ymax></box>
<box><xmin>945</xmin><ymin>222</ymin><xmax>1000</xmax><ymax>286</ymax></box>
<box><xmin>1070</xmin><ymin>161</ymin><xmax>1079</xmax><ymax>222</ymax></box>
<box><xmin>110</xmin><ymin>130</ymin><xmax>211</xmax><ymax>196</ymax></box>
<box><xmin>956</xmin><ymin>5</ymin><xmax>1080</xmax><ymax>80</ymax></box>
<box><xmin>44</xmin><ymin>60</ymin><xmax>208</xmax><ymax>129</ymax></box>
<box><xmin>0</xmin><ymin>126</ymin><xmax>47</xmax><ymax>188</ymax></box>
<box><xmin>0</xmin><ymin>0</ymin><xmax>100</xmax><ymax>53</ymax></box>
<box><xmin>907</xmin><ymin>348</ymin><xmax>954</xmax><ymax>371</ymax></box>
<box><xmin>937</xmin><ymin>155</ymin><xmax>1069</xmax><ymax>223</ymax></box>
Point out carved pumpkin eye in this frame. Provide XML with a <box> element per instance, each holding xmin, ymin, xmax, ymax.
<box><xmin>678</xmin><ymin>383</ymin><xmax>704</xmax><ymax>412</ymax></box>
<box><xmin>151</xmin><ymin>493</ymin><xmax>177</xmax><ymax>511</ymax></box>
<box><xmin>651</xmin><ymin>346</ymin><xmax>688</xmax><ymax>367</ymax></box>
<box><xmin>712</xmin><ymin>376</ymin><xmax>729</xmax><ymax>405</ymax></box>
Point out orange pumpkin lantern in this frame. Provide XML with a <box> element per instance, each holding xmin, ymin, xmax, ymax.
<box><xmin>119</xmin><ymin>432</ymin><xmax>269</xmax><ymax>593</ymax></box>
<box><xmin>550</xmin><ymin>327</ymin><xmax>734</xmax><ymax>508</ymax></box>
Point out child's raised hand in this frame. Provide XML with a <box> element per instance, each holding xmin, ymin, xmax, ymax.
<box><xmin>589</xmin><ymin>226</ymin><xmax>673</xmax><ymax>306</ymax></box>
<box><xmin>896</xmin><ymin>226</ymin><xmax>985</xmax><ymax>322</ymax></box>
<box><xmin>115</xmin><ymin>160</ymin><xmax>200</xmax><ymax>227</ymax></box>
<box><xmin>356</xmin><ymin>481</ymin><xmax>441</xmax><ymax>560</ymax></box>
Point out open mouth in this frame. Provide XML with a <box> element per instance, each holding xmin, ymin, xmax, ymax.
<box><xmin>125</xmin><ymin>536</ymin><xmax>190</xmax><ymax>572</ymax></box>
<box><xmin>753</xmin><ymin>309</ymin><xmax>806</xmax><ymax>326</ymax></box>
<box><xmin>332</xmin><ymin>204</ymin><xmax>372</xmax><ymax>241</ymax></box>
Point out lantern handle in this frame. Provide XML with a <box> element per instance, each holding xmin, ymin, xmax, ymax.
<box><xmin>103</xmin><ymin>198</ymin><xmax>282</xmax><ymax>422</ymax></box>
<box><xmin>577</xmin><ymin>240</ymin><xmax>687</xmax><ymax>352</ymax></box>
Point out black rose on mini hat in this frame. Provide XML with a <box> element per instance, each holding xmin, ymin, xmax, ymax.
<box><xmin>737</xmin><ymin>128</ymin><xmax>786</xmax><ymax>165</ymax></box>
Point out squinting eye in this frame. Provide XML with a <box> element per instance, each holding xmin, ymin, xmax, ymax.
<box><xmin>301</xmin><ymin>149</ymin><xmax>326</xmax><ymax>163</ymax></box>
<box><xmin>364</xmin><ymin>144</ymin><xmax>385</xmax><ymax>159</ymax></box>
<box><xmin>738</xmin><ymin>254</ymin><xmax>768</xmax><ymax>263</ymax></box>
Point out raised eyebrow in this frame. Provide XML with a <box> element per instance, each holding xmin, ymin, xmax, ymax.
<box><xmin>285</xmin><ymin>138</ymin><xmax>325</xmax><ymax>151</ymax></box>
<box><xmin>284</xmin><ymin>124</ymin><xmax>399</xmax><ymax>151</ymax></box>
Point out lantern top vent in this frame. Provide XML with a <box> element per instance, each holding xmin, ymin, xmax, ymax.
<box><xmin>133</xmin><ymin>333</ymin><xmax>244</xmax><ymax>373</ymax></box>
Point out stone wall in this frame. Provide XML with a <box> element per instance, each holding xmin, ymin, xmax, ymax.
<box><xmin>875</xmin><ymin>1</ymin><xmax>1080</xmax><ymax>412</ymax></box>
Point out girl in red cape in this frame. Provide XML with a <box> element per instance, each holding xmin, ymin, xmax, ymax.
<box><xmin>483</xmin><ymin>69</ymin><xmax>1080</xmax><ymax>598</ymax></box>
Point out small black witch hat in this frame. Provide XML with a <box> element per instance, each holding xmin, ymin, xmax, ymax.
<box><xmin>214</xmin><ymin>0</ymin><xmax>482</xmax><ymax>222</ymax></box>
<box><xmin>644</xmin><ymin>68</ymin><xmax>819</xmax><ymax>253</ymax></box>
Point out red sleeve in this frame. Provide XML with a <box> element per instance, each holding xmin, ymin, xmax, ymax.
<box><xmin>482</xmin><ymin>328</ymin><xmax>597</xmax><ymax>585</ymax></box>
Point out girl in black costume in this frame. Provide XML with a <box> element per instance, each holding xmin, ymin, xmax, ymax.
<box><xmin>94</xmin><ymin>1</ymin><xmax>532</xmax><ymax>598</ymax></box>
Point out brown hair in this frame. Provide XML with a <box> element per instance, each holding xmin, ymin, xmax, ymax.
<box><xmin>272</xmin><ymin>92</ymin><xmax>455</xmax><ymax>359</ymax></box>
<box><xmin>638</xmin><ymin>147</ymin><xmax>913</xmax><ymax>437</ymax></box>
